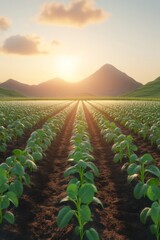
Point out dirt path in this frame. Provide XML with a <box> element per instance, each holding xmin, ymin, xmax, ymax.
<box><xmin>83</xmin><ymin>102</ymin><xmax>154</xmax><ymax>240</ymax></box>
<box><xmin>0</xmin><ymin>103</ymin><xmax>77</xmax><ymax>240</ymax></box>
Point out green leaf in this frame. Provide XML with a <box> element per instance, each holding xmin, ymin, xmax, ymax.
<box><xmin>78</xmin><ymin>183</ymin><xmax>95</xmax><ymax>204</ymax></box>
<box><xmin>84</xmin><ymin>172</ymin><xmax>94</xmax><ymax>183</ymax></box>
<box><xmin>12</xmin><ymin>149</ymin><xmax>23</xmax><ymax>156</ymax></box>
<box><xmin>73</xmin><ymin>151</ymin><xmax>83</xmax><ymax>162</ymax></box>
<box><xmin>80</xmin><ymin>205</ymin><xmax>91</xmax><ymax>224</ymax></box>
<box><xmin>0</xmin><ymin>195</ymin><xmax>10</xmax><ymax>209</ymax></box>
<box><xmin>22</xmin><ymin>173</ymin><xmax>30</xmax><ymax>186</ymax></box>
<box><xmin>150</xmin><ymin>202</ymin><xmax>160</xmax><ymax>225</ymax></box>
<box><xmin>150</xmin><ymin>224</ymin><xmax>157</xmax><ymax>235</ymax></box>
<box><xmin>77</xmin><ymin>160</ymin><xmax>87</xmax><ymax>169</ymax></box>
<box><xmin>6</xmin><ymin>156</ymin><xmax>15</xmax><ymax>166</ymax></box>
<box><xmin>11</xmin><ymin>162</ymin><xmax>24</xmax><ymax>177</ymax></box>
<box><xmin>113</xmin><ymin>153</ymin><xmax>121</xmax><ymax>163</ymax></box>
<box><xmin>9</xmin><ymin>180</ymin><xmax>23</xmax><ymax>198</ymax></box>
<box><xmin>3</xmin><ymin>211</ymin><xmax>15</xmax><ymax>224</ymax></box>
<box><xmin>140</xmin><ymin>154</ymin><xmax>153</xmax><ymax>164</ymax></box>
<box><xmin>32</xmin><ymin>152</ymin><xmax>43</xmax><ymax>161</ymax></box>
<box><xmin>147</xmin><ymin>185</ymin><xmax>160</xmax><ymax>201</ymax></box>
<box><xmin>127</xmin><ymin>163</ymin><xmax>141</xmax><ymax>175</ymax></box>
<box><xmin>6</xmin><ymin>191</ymin><xmax>18</xmax><ymax>207</ymax></box>
<box><xmin>64</xmin><ymin>166</ymin><xmax>77</xmax><ymax>177</ymax></box>
<box><xmin>25</xmin><ymin>160</ymin><xmax>37</xmax><ymax>170</ymax></box>
<box><xmin>140</xmin><ymin>207</ymin><xmax>151</xmax><ymax>224</ymax></box>
<box><xmin>57</xmin><ymin>206</ymin><xmax>74</xmax><ymax>228</ymax></box>
<box><xmin>0</xmin><ymin>163</ymin><xmax>9</xmax><ymax>170</ymax></box>
<box><xmin>0</xmin><ymin>183</ymin><xmax>9</xmax><ymax>194</ymax></box>
<box><xmin>67</xmin><ymin>183</ymin><xmax>78</xmax><ymax>200</ymax></box>
<box><xmin>129</xmin><ymin>154</ymin><xmax>138</xmax><ymax>163</ymax></box>
<box><xmin>93</xmin><ymin>197</ymin><xmax>104</xmax><ymax>208</ymax></box>
<box><xmin>69</xmin><ymin>177</ymin><xmax>79</xmax><ymax>184</ymax></box>
<box><xmin>85</xmin><ymin>228</ymin><xmax>100</xmax><ymax>240</ymax></box>
<box><xmin>133</xmin><ymin>182</ymin><xmax>148</xmax><ymax>199</ymax></box>
<box><xmin>127</xmin><ymin>174</ymin><xmax>138</xmax><ymax>183</ymax></box>
<box><xmin>146</xmin><ymin>165</ymin><xmax>160</xmax><ymax>178</ymax></box>
<box><xmin>87</xmin><ymin>162</ymin><xmax>99</xmax><ymax>177</ymax></box>
<box><xmin>0</xmin><ymin>169</ymin><xmax>7</xmax><ymax>186</ymax></box>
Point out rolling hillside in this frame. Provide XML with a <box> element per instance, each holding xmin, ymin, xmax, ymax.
<box><xmin>0</xmin><ymin>64</ymin><xmax>142</xmax><ymax>97</ymax></box>
<box><xmin>127</xmin><ymin>76</ymin><xmax>160</xmax><ymax>97</ymax></box>
<box><xmin>0</xmin><ymin>87</ymin><xmax>25</xmax><ymax>98</ymax></box>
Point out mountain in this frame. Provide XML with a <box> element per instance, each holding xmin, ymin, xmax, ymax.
<box><xmin>74</xmin><ymin>64</ymin><xmax>142</xmax><ymax>96</ymax></box>
<box><xmin>0</xmin><ymin>64</ymin><xmax>142</xmax><ymax>97</ymax></box>
<box><xmin>0</xmin><ymin>87</ymin><xmax>25</xmax><ymax>97</ymax></box>
<box><xmin>127</xmin><ymin>76</ymin><xmax>160</xmax><ymax>97</ymax></box>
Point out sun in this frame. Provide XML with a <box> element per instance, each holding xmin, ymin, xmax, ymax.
<box><xmin>55</xmin><ymin>55</ymin><xmax>79</xmax><ymax>82</ymax></box>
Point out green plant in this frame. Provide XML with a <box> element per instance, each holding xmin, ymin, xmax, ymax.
<box><xmin>126</xmin><ymin>153</ymin><xmax>155</xmax><ymax>199</ymax></box>
<box><xmin>112</xmin><ymin>135</ymin><xmax>137</xmax><ymax>163</ymax></box>
<box><xmin>140</xmin><ymin>166</ymin><xmax>160</xmax><ymax>240</ymax></box>
<box><xmin>58</xmin><ymin>182</ymin><xmax>101</xmax><ymax>240</ymax></box>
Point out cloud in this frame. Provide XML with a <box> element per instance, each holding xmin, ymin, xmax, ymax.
<box><xmin>1</xmin><ymin>35</ymin><xmax>46</xmax><ymax>55</ymax></box>
<box><xmin>37</xmin><ymin>0</ymin><xmax>108</xmax><ymax>27</ymax></box>
<box><xmin>0</xmin><ymin>16</ymin><xmax>11</xmax><ymax>30</ymax></box>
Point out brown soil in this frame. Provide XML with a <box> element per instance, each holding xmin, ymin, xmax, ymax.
<box><xmin>83</xmin><ymin>103</ymin><xmax>154</xmax><ymax>240</ymax></box>
<box><xmin>0</xmin><ymin>101</ymin><xmax>156</xmax><ymax>240</ymax></box>
<box><xmin>0</xmin><ymin>103</ymin><xmax>77</xmax><ymax>240</ymax></box>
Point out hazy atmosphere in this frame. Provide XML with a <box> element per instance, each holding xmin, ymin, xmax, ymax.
<box><xmin>0</xmin><ymin>0</ymin><xmax>160</xmax><ymax>84</ymax></box>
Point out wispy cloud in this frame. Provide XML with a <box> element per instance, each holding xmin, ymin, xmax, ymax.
<box><xmin>0</xmin><ymin>16</ymin><xmax>11</xmax><ymax>30</ymax></box>
<box><xmin>1</xmin><ymin>35</ymin><xmax>47</xmax><ymax>55</ymax></box>
<box><xmin>37</xmin><ymin>0</ymin><xmax>108</xmax><ymax>27</ymax></box>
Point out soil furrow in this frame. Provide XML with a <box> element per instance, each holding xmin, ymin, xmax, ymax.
<box><xmin>83</xmin><ymin>102</ymin><xmax>154</xmax><ymax>240</ymax></box>
<box><xmin>0</xmin><ymin>102</ymin><xmax>78</xmax><ymax>240</ymax></box>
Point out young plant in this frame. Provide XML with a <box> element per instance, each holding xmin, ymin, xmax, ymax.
<box><xmin>57</xmin><ymin>182</ymin><xmax>101</xmax><ymax>240</ymax></box>
<box><xmin>112</xmin><ymin>135</ymin><xmax>137</xmax><ymax>163</ymax></box>
<box><xmin>127</xmin><ymin>153</ymin><xmax>155</xmax><ymax>199</ymax></box>
<box><xmin>140</xmin><ymin>166</ymin><xmax>160</xmax><ymax>240</ymax></box>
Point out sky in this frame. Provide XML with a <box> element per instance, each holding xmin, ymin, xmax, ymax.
<box><xmin>0</xmin><ymin>0</ymin><xmax>160</xmax><ymax>85</ymax></box>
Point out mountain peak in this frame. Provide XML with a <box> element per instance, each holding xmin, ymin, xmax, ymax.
<box><xmin>5</xmin><ymin>79</ymin><xmax>18</xmax><ymax>83</ymax></box>
<box><xmin>0</xmin><ymin>64</ymin><xmax>142</xmax><ymax>97</ymax></box>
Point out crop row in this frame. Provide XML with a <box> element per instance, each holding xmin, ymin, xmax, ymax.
<box><xmin>0</xmin><ymin>101</ymin><xmax>71</xmax><ymax>153</ymax></box>
<box><xmin>85</xmin><ymin>102</ymin><xmax>160</xmax><ymax>240</ymax></box>
<box><xmin>57</xmin><ymin>101</ymin><xmax>102</xmax><ymax>240</ymax></box>
<box><xmin>0</xmin><ymin>102</ymin><xmax>76</xmax><ymax>225</ymax></box>
<box><xmin>90</xmin><ymin>100</ymin><xmax>160</xmax><ymax>149</ymax></box>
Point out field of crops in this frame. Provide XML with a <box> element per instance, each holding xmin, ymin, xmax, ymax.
<box><xmin>0</xmin><ymin>99</ymin><xmax>160</xmax><ymax>240</ymax></box>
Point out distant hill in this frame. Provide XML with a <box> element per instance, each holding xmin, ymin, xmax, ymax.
<box><xmin>127</xmin><ymin>76</ymin><xmax>160</xmax><ymax>97</ymax></box>
<box><xmin>74</xmin><ymin>64</ymin><xmax>142</xmax><ymax>96</ymax></box>
<box><xmin>0</xmin><ymin>64</ymin><xmax>142</xmax><ymax>97</ymax></box>
<box><xmin>0</xmin><ymin>87</ymin><xmax>25</xmax><ymax>98</ymax></box>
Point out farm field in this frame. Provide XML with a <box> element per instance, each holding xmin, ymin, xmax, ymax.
<box><xmin>0</xmin><ymin>100</ymin><xmax>160</xmax><ymax>240</ymax></box>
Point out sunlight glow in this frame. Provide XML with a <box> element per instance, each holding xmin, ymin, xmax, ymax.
<box><xmin>55</xmin><ymin>55</ymin><xmax>79</xmax><ymax>82</ymax></box>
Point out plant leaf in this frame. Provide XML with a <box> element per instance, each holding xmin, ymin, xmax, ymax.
<box><xmin>80</xmin><ymin>205</ymin><xmax>91</xmax><ymax>224</ymax></box>
<box><xmin>133</xmin><ymin>182</ymin><xmax>148</xmax><ymax>199</ymax></box>
<box><xmin>3</xmin><ymin>211</ymin><xmax>15</xmax><ymax>224</ymax></box>
<box><xmin>57</xmin><ymin>206</ymin><xmax>74</xmax><ymax>228</ymax></box>
<box><xmin>85</xmin><ymin>228</ymin><xmax>100</xmax><ymax>240</ymax></box>
<box><xmin>78</xmin><ymin>183</ymin><xmax>95</xmax><ymax>204</ymax></box>
<box><xmin>6</xmin><ymin>191</ymin><xmax>18</xmax><ymax>207</ymax></box>
<box><xmin>67</xmin><ymin>183</ymin><xmax>78</xmax><ymax>200</ymax></box>
<box><xmin>140</xmin><ymin>207</ymin><xmax>151</xmax><ymax>224</ymax></box>
<box><xmin>87</xmin><ymin>162</ymin><xmax>99</xmax><ymax>177</ymax></box>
